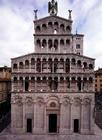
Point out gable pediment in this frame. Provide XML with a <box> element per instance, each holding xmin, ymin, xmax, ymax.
<box><xmin>34</xmin><ymin>15</ymin><xmax>72</xmax><ymax>25</ymax></box>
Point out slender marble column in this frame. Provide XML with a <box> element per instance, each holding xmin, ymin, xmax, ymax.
<box><xmin>80</xmin><ymin>102</ymin><xmax>84</xmax><ymax>134</ymax></box>
<box><xmin>23</xmin><ymin>77</ymin><xmax>25</xmax><ymax>92</ymax></box>
<box><xmin>41</xmin><ymin>59</ymin><xmax>42</xmax><ymax>73</ymax></box>
<box><xmin>90</xmin><ymin>102</ymin><xmax>94</xmax><ymax>134</ymax></box>
<box><xmin>33</xmin><ymin>102</ymin><xmax>36</xmax><ymax>133</ymax></box>
<box><xmin>11</xmin><ymin>78</ymin><xmax>14</xmax><ymax>92</ymax></box>
<box><xmin>23</xmin><ymin>102</ymin><xmax>26</xmax><ymax>133</ymax></box>
<box><xmin>29</xmin><ymin>77</ymin><xmax>31</xmax><ymax>92</ymax></box>
<box><xmin>70</xmin><ymin>102</ymin><xmax>73</xmax><ymax>134</ymax></box>
<box><xmin>44</xmin><ymin>104</ymin><xmax>47</xmax><ymax>133</ymax></box>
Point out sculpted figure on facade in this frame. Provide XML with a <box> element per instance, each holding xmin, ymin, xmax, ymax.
<box><xmin>83</xmin><ymin>97</ymin><xmax>91</xmax><ymax>106</ymax></box>
<box><xmin>74</xmin><ymin>97</ymin><xmax>82</xmax><ymax>106</ymax></box>
<box><xmin>36</xmin><ymin>97</ymin><xmax>45</xmax><ymax>106</ymax></box>
<box><xmin>48</xmin><ymin>0</ymin><xmax>58</xmax><ymax>16</ymax></box>
<box><xmin>11</xmin><ymin>95</ymin><xmax>23</xmax><ymax>106</ymax></box>
<box><xmin>62</xmin><ymin>96</ymin><xmax>71</xmax><ymax>106</ymax></box>
<box><xmin>25</xmin><ymin>96</ymin><xmax>33</xmax><ymax>106</ymax></box>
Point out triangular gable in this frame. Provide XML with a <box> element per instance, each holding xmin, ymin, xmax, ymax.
<box><xmin>34</xmin><ymin>15</ymin><xmax>72</xmax><ymax>24</ymax></box>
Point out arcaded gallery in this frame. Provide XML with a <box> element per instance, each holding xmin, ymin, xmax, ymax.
<box><xmin>11</xmin><ymin>0</ymin><xmax>95</xmax><ymax>135</ymax></box>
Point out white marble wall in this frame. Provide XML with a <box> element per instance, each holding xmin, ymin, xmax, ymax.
<box><xmin>11</xmin><ymin>93</ymin><xmax>94</xmax><ymax>135</ymax></box>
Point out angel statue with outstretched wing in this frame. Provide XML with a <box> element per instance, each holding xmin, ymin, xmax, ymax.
<box><xmin>48</xmin><ymin>0</ymin><xmax>58</xmax><ymax>16</ymax></box>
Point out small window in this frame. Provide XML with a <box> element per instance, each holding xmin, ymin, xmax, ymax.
<box><xmin>66</xmin><ymin>39</ymin><xmax>70</xmax><ymax>45</ymax></box>
<box><xmin>72</xmin><ymin>58</ymin><xmax>76</xmax><ymax>65</ymax></box>
<box><xmin>66</xmin><ymin>26</ymin><xmax>71</xmax><ymax>32</ymax></box>
<box><xmin>100</xmin><ymin>79</ymin><xmax>102</xmax><ymax>82</ymax></box>
<box><xmin>42</xmin><ymin>24</ymin><xmax>47</xmax><ymax>30</ymax></box>
<box><xmin>89</xmin><ymin>64</ymin><xmax>93</xmax><ymax>69</ymax></box>
<box><xmin>76</xmin><ymin>44</ymin><xmax>80</xmax><ymax>49</ymax></box>
<box><xmin>14</xmin><ymin>77</ymin><xmax>17</xmax><ymax>82</ymax></box>
<box><xmin>89</xmin><ymin>77</ymin><xmax>93</xmax><ymax>83</ymax></box>
<box><xmin>13</xmin><ymin>64</ymin><xmax>17</xmax><ymax>69</ymax></box>
<box><xmin>36</xmin><ymin>26</ymin><xmax>40</xmax><ymax>32</ymax></box>
<box><xmin>60</xmin><ymin>39</ymin><xmax>64</xmax><ymax>45</ymax></box>
<box><xmin>31</xmin><ymin>58</ymin><xmax>35</xmax><ymax>65</ymax></box>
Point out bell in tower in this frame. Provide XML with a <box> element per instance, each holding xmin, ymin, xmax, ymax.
<box><xmin>48</xmin><ymin>0</ymin><xmax>58</xmax><ymax>16</ymax></box>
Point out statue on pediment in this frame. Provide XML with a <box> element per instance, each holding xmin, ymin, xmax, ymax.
<box><xmin>48</xmin><ymin>0</ymin><xmax>58</xmax><ymax>16</ymax></box>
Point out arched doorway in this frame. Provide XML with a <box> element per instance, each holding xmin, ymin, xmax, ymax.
<box><xmin>46</xmin><ymin>98</ymin><xmax>60</xmax><ymax>133</ymax></box>
<box><xmin>27</xmin><ymin>118</ymin><xmax>32</xmax><ymax>133</ymax></box>
<box><xmin>49</xmin><ymin>114</ymin><xmax>57</xmax><ymax>133</ymax></box>
<box><xmin>74</xmin><ymin>119</ymin><xmax>79</xmax><ymax>133</ymax></box>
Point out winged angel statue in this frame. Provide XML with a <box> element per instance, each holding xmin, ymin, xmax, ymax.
<box><xmin>48</xmin><ymin>0</ymin><xmax>58</xmax><ymax>16</ymax></box>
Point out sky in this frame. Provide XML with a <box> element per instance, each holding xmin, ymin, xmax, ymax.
<box><xmin>0</xmin><ymin>0</ymin><xmax>102</xmax><ymax>69</ymax></box>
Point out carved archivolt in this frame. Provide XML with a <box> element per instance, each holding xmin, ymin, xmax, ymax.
<box><xmin>46</xmin><ymin>95</ymin><xmax>59</xmax><ymax>109</ymax></box>
<box><xmin>62</xmin><ymin>96</ymin><xmax>71</xmax><ymax>106</ymax></box>
<box><xmin>36</xmin><ymin>97</ymin><xmax>45</xmax><ymax>106</ymax></box>
<box><xmin>11</xmin><ymin>94</ymin><xmax>93</xmax><ymax>108</ymax></box>
<box><xmin>63</xmin><ymin>100</ymin><xmax>69</xmax><ymax>106</ymax></box>
<box><xmin>46</xmin><ymin>95</ymin><xmax>59</xmax><ymax>103</ymax></box>
<box><xmin>25</xmin><ymin>96</ymin><xmax>33</xmax><ymax>106</ymax></box>
<box><xmin>17</xmin><ymin>100</ymin><xmax>23</xmax><ymax>106</ymax></box>
<box><xmin>83</xmin><ymin>97</ymin><xmax>91</xmax><ymax>105</ymax></box>
<box><xmin>50</xmin><ymin>102</ymin><xmax>56</xmax><ymax>107</ymax></box>
<box><xmin>74</xmin><ymin>97</ymin><xmax>82</xmax><ymax>106</ymax></box>
<box><xmin>47</xmin><ymin>100</ymin><xmax>59</xmax><ymax>109</ymax></box>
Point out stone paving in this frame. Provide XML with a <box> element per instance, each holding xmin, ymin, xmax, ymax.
<box><xmin>0</xmin><ymin>124</ymin><xmax>102</xmax><ymax>140</ymax></box>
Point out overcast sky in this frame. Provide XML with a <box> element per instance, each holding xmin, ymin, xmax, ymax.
<box><xmin>0</xmin><ymin>0</ymin><xmax>102</xmax><ymax>69</ymax></box>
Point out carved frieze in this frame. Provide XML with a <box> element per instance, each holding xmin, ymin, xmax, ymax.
<box><xmin>11</xmin><ymin>95</ymin><xmax>23</xmax><ymax>106</ymax></box>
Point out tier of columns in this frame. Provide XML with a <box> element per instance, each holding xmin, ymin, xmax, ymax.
<box><xmin>13</xmin><ymin>59</ymin><xmax>94</xmax><ymax>74</ymax></box>
<box><xmin>35</xmin><ymin>22</ymin><xmax>71</xmax><ymax>34</ymax></box>
<box><xmin>12</xmin><ymin>76</ymin><xmax>94</xmax><ymax>93</ymax></box>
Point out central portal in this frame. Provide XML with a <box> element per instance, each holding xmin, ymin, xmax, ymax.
<box><xmin>49</xmin><ymin>114</ymin><xmax>57</xmax><ymax>133</ymax></box>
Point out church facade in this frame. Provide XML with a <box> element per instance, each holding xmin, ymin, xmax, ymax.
<box><xmin>11</xmin><ymin>0</ymin><xmax>95</xmax><ymax>135</ymax></box>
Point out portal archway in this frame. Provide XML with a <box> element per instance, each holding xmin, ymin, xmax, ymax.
<box><xmin>46</xmin><ymin>97</ymin><xmax>60</xmax><ymax>133</ymax></box>
<box><xmin>49</xmin><ymin>114</ymin><xmax>57</xmax><ymax>133</ymax></box>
